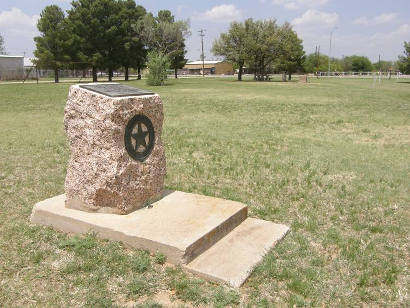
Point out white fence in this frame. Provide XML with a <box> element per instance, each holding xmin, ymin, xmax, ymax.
<box><xmin>312</xmin><ymin>71</ymin><xmax>410</xmax><ymax>79</ymax></box>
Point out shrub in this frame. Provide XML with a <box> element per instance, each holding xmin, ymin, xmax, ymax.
<box><xmin>146</xmin><ymin>51</ymin><xmax>170</xmax><ymax>86</ymax></box>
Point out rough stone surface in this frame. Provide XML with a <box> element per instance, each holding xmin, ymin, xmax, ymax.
<box><xmin>299</xmin><ymin>75</ymin><xmax>308</xmax><ymax>83</ymax></box>
<box><xmin>64</xmin><ymin>83</ymin><xmax>166</xmax><ymax>214</ymax></box>
<box><xmin>30</xmin><ymin>191</ymin><xmax>248</xmax><ymax>264</ymax></box>
<box><xmin>185</xmin><ymin>218</ymin><xmax>289</xmax><ymax>287</ymax></box>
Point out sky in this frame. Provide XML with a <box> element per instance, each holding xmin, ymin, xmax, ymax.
<box><xmin>0</xmin><ymin>0</ymin><xmax>409</xmax><ymax>62</ymax></box>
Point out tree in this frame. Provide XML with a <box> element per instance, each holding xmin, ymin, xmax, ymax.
<box><xmin>33</xmin><ymin>5</ymin><xmax>71</xmax><ymax>83</ymax></box>
<box><xmin>397</xmin><ymin>41</ymin><xmax>410</xmax><ymax>74</ymax></box>
<box><xmin>139</xmin><ymin>10</ymin><xmax>190</xmax><ymax>80</ymax></box>
<box><xmin>67</xmin><ymin>0</ymin><xmax>124</xmax><ymax>82</ymax></box>
<box><xmin>343</xmin><ymin>55</ymin><xmax>373</xmax><ymax>72</ymax></box>
<box><xmin>275</xmin><ymin>22</ymin><xmax>305</xmax><ymax>80</ymax></box>
<box><xmin>244</xmin><ymin>18</ymin><xmax>281</xmax><ymax>81</ymax></box>
<box><xmin>146</xmin><ymin>51</ymin><xmax>169</xmax><ymax>86</ymax></box>
<box><xmin>373</xmin><ymin>60</ymin><xmax>394</xmax><ymax>72</ymax></box>
<box><xmin>0</xmin><ymin>33</ymin><xmax>6</xmax><ymax>54</ymax></box>
<box><xmin>117</xmin><ymin>0</ymin><xmax>146</xmax><ymax>81</ymax></box>
<box><xmin>212</xmin><ymin>21</ymin><xmax>248</xmax><ymax>81</ymax></box>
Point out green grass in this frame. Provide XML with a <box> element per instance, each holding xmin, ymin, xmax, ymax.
<box><xmin>0</xmin><ymin>77</ymin><xmax>409</xmax><ymax>306</ymax></box>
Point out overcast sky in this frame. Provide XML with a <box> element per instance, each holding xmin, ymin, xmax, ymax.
<box><xmin>0</xmin><ymin>0</ymin><xmax>409</xmax><ymax>62</ymax></box>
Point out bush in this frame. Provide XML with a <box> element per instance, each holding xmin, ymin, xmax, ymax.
<box><xmin>146</xmin><ymin>51</ymin><xmax>170</xmax><ymax>86</ymax></box>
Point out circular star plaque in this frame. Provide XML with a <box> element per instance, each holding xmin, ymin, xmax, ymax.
<box><xmin>124</xmin><ymin>114</ymin><xmax>155</xmax><ymax>162</ymax></box>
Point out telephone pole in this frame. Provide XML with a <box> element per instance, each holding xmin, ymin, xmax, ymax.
<box><xmin>198</xmin><ymin>29</ymin><xmax>205</xmax><ymax>77</ymax></box>
<box><xmin>328</xmin><ymin>26</ymin><xmax>337</xmax><ymax>76</ymax></box>
<box><xmin>316</xmin><ymin>45</ymin><xmax>320</xmax><ymax>78</ymax></box>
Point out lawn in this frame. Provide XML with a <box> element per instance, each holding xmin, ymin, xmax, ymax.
<box><xmin>0</xmin><ymin>77</ymin><xmax>409</xmax><ymax>307</ymax></box>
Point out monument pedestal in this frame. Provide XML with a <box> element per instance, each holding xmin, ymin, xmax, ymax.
<box><xmin>31</xmin><ymin>83</ymin><xmax>289</xmax><ymax>287</ymax></box>
<box><xmin>31</xmin><ymin>191</ymin><xmax>288</xmax><ymax>287</ymax></box>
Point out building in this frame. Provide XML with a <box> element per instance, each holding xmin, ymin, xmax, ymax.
<box><xmin>0</xmin><ymin>55</ymin><xmax>24</xmax><ymax>80</ymax></box>
<box><xmin>182</xmin><ymin>60</ymin><xmax>234</xmax><ymax>75</ymax></box>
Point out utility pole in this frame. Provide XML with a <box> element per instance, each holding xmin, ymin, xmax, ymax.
<box><xmin>328</xmin><ymin>27</ymin><xmax>337</xmax><ymax>77</ymax></box>
<box><xmin>378</xmin><ymin>54</ymin><xmax>381</xmax><ymax>72</ymax></box>
<box><xmin>316</xmin><ymin>45</ymin><xmax>320</xmax><ymax>78</ymax></box>
<box><xmin>198</xmin><ymin>29</ymin><xmax>205</xmax><ymax>77</ymax></box>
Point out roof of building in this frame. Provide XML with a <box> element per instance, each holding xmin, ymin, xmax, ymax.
<box><xmin>0</xmin><ymin>55</ymin><xmax>24</xmax><ymax>58</ymax></box>
<box><xmin>185</xmin><ymin>60</ymin><xmax>223</xmax><ymax>65</ymax></box>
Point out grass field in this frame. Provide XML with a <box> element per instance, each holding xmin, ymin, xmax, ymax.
<box><xmin>0</xmin><ymin>77</ymin><xmax>409</xmax><ymax>307</ymax></box>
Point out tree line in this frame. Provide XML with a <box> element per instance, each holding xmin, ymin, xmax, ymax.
<box><xmin>213</xmin><ymin>20</ymin><xmax>410</xmax><ymax>80</ymax></box>
<box><xmin>33</xmin><ymin>0</ymin><xmax>189</xmax><ymax>83</ymax></box>
<box><xmin>304</xmin><ymin>50</ymin><xmax>410</xmax><ymax>74</ymax></box>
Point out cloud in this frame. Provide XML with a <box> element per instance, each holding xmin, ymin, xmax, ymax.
<box><xmin>353</xmin><ymin>13</ymin><xmax>398</xmax><ymax>26</ymax></box>
<box><xmin>196</xmin><ymin>5</ymin><xmax>242</xmax><ymax>23</ymax></box>
<box><xmin>292</xmin><ymin>9</ymin><xmax>338</xmax><ymax>33</ymax></box>
<box><xmin>0</xmin><ymin>8</ymin><xmax>39</xmax><ymax>55</ymax></box>
<box><xmin>291</xmin><ymin>10</ymin><xmax>338</xmax><ymax>59</ymax></box>
<box><xmin>273</xmin><ymin>0</ymin><xmax>328</xmax><ymax>10</ymax></box>
<box><xmin>371</xmin><ymin>23</ymin><xmax>410</xmax><ymax>41</ymax></box>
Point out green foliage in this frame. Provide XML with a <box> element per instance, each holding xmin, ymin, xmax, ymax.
<box><xmin>244</xmin><ymin>18</ymin><xmax>281</xmax><ymax>80</ymax></box>
<box><xmin>0</xmin><ymin>33</ymin><xmax>6</xmax><ymax>54</ymax></box>
<box><xmin>344</xmin><ymin>55</ymin><xmax>373</xmax><ymax>72</ymax></box>
<box><xmin>212</xmin><ymin>21</ymin><xmax>248</xmax><ymax>80</ymax></box>
<box><xmin>397</xmin><ymin>41</ymin><xmax>410</xmax><ymax>74</ymax></box>
<box><xmin>68</xmin><ymin>0</ymin><xmax>141</xmax><ymax>81</ymax></box>
<box><xmin>154</xmin><ymin>251</ymin><xmax>166</xmax><ymax>264</ymax></box>
<box><xmin>213</xmin><ymin>18</ymin><xmax>305</xmax><ymax>81</ymax></box>
<box><xmin>166</xmin><ymin>267</ymin><xmax>208</xmax><ymax>305</ymax></box>
<box><xmin>275</xmin><ymin>22</ymin><xmax>305</xmax><ymax>79</ymax></box>
<box><xmin>139</xmin><ymin>10</ymin><xmax>189</xmax><ymax>79</ymax></box>
<box><xmin>304</xmin><ymin>52</ymin><xmax>328</xmax><ymax>72</ymax></box>
<box><xmin>130</xmin><ymin>250</ymin><xmax>151</xmax><ymax>273</ymax></box>
<box><xmin>211</xmin><ymin>287</ymin><xmax>240</xmax><ymax>307</ymax></box>
<box><xmin>33</xmin><ymin>5</ymin><xmax>72</xmax><ymax>82</ymax></box>
<box><xmin>373</xmin><ymin>60</ymin><xmax>394</xmax><ymax>72</ymax></box>
<box><xmin>146</xmin><ymin>51</ymin><xmax>170</xmax><ymax>86</ymax></box>
<box><xmin>57</xmin><ymin>233</ymin><xmax>97</xmax><ymax>256</ymax></box>
<box><xmin>117</xmin><ymin>0</ymin><xmax>146</xmax><ymax>79</ymax></box>
<box><xmin>127</xmin><ymin>278</ymin><xmax>151</xmax><ymax>295</ymax></box>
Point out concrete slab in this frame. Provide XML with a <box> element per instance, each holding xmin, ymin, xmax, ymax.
<box><xmin>30</xmin><ymin>191</ymin><xmax>247</xmax><ymax>264</ymax></box>
<box><xmin>184</xmin><ymin>217</ymin><xmax>289</xmax><ymax>288</ymax></box>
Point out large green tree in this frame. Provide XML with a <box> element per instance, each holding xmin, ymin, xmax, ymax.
<box><xmin>67</xmin><ymin>0</ymin><xmax>124</xmax><ymax>82</ymax></box>
<box><xmin>397</xmin><ymin>41</ymin><xmax>410</xmax><ymax>74</ymax></box>
<box><xmin>118</xmin><ymin>0</ymin><xmax>146</xmax><ymax>81</ymax></box>
<box><xmin>212</xmin><ymin>21</ymin><xmax>248</xmax><ymax>81</ymax></box>
<box><xmin>33</xmin><ymin>5</ymin><xmax>71</xmax><ymax>83</ymax></box>
<box><xmin>304</xmin><ymin>53</ymin><xmax>342</xmax><ymax>73</ymax></box>
<box><xmin>373</xmin><ymin>60</ymin><xmax>394</xmax><ymax>72</ymax></box>
<box><xmin>275</xmin><ymin>22</ymin><xmax>305</xmax><ymax>80</ymax></box>
<box><xmin>139</xmin><ymin>10</ymin><xmax>190</xmax><ymax>79</ymax></box>
<box><xmin>243</xmin><ymin>18</ymin><xmax>281</xmax><ymax>81</ymax></box>
<box><xmin>0</xmin><ymin>33</ymin><xmax>6</xmax><ymax>54</ymax></box>
<box><xmin>343</xmin><ymin>55</ymin><xmax>373</xmax><ymax>72</ymax></box>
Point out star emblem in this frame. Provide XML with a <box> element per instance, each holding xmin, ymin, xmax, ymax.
<box><xmin>124</xmin><ymin>114</ymin><xmax>155</xmax><ymax>162</ymax></box>
<box><xmin>132</xmin><ymin>122</ymin><xmax>149</xmax><ymax>151</ymax></box>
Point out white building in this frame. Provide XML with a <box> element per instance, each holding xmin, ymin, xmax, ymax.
<box><xmin>0</xmin><ymin>55</ymin><xmax>24</xmax><ymax>80</ymax></box>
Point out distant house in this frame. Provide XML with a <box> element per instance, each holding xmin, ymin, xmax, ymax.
<box><xmin>182</xmin><ymin>60</ymin><xmax>234</xmax><ymax>75</ymax></box>
<box><xmin>0</xmin><ymin>55</ymin><xmax>24</xmax><ymax>80</ymax></box>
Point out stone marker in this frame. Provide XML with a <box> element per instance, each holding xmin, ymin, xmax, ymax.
<box><xmin>299</xmin><ymin>75</ymin><xmax>308</xmax><ymax>83</ymax></box>
<box><xmin>64</xmin><ymin>83</ymin><xmax>166</xmax><ymax>214</ymax></box>
<box><xmin>31</xmin><ymin>83</ymin><xmax>290</xmax><ymax>287</ymax></box>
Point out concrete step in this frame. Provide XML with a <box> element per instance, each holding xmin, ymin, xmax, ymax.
<box><xmin>31</xmin><ymin>191</ymin><xmax>248</xmax><ymax>264</ymax></box>
<box><xmin>184</xmin><ymin>217</ymin><xmax>289</xmax><ymax>287</ymax></box>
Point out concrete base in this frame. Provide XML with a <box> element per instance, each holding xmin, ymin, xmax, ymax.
<box><xmin>31</xmin><ymin>191</ymin><xmax>289</xmax><ymax>287</ymax></box>
<box><xmin>185</xmin><ymin>218</ymin><xmax>289</xmax><ymax>287</ymax></box>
